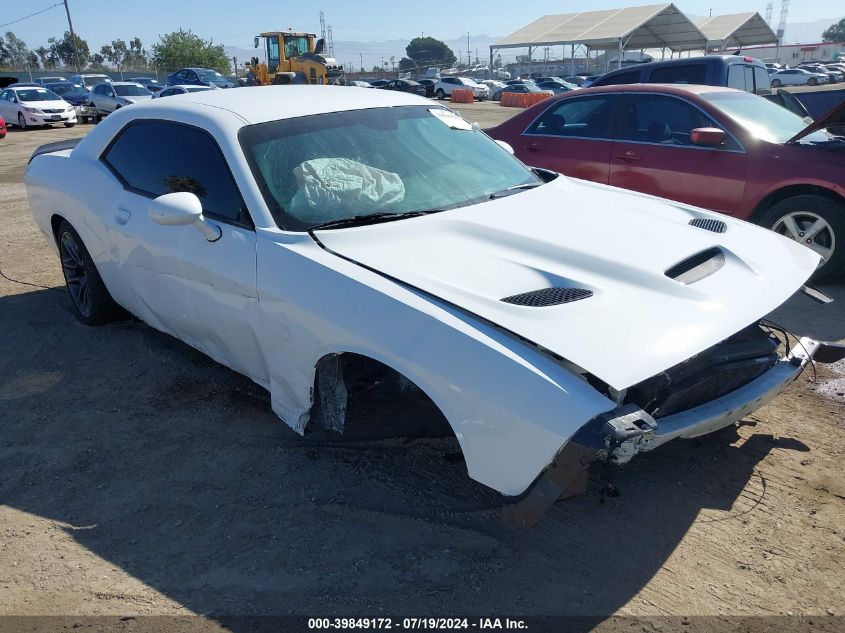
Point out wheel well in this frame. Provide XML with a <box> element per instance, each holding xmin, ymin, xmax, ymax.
<box><xmin>50</xmin><ymin>214</ymin><xmax>66</xmax><ymax>243</ymax></box>
<box><xmin>310</xmin><ymin>352</ymin><xmax>456</xmax><ymax>441</ymax></box>
<box><xmin>750</xmin><ymin>185</ymin><xmax>844</xmax><ymax>224</ymax></box>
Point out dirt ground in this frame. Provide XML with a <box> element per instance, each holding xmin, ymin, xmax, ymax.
<box><xmin>1</xmin><ymin>102</ymin><xmax>844</xmax><ymax>630</ymax></box>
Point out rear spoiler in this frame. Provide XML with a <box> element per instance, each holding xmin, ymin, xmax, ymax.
<box><xmin>29</xmin><ymin>138</ymin><xmax>82</xmax><ymax>164</ymax></box>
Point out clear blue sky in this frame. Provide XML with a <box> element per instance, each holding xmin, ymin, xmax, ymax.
<box><xmin>3</xmin><ymin>0</ymin><xmax>841</xmax><ymax>59</ymax></box>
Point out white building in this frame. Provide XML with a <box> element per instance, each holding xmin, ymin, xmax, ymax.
<box><xmin>743</xmin><ymin>41</ymin><xmax>845</xmax><ymax>65</ymax></box>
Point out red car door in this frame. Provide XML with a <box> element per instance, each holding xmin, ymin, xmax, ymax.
<box><xmin>513</xmin><ymin>94</ymin><xmax>621</xmax><ymax>184</ymax></box>
<box><xmin>609</xmin><ymin>93</ymin><xmax>747</xmax><ymax>215</ymax></box>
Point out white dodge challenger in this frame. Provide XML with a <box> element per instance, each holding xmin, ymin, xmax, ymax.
<box><xmin>26</xmin><ymin>86</ymin><xmax>844</xmax><ymax>525</ymax></box>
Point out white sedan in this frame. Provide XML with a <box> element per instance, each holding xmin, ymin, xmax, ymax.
<box><xmin>0</xmin><ymin>86</ymin><xmax>76</xmax><ymax>128</ymax></box>
<box><xmin>770</xmin><ymin>68</ymin><xmax>829</xmax><ymax>87</ymax></box>
<box><xmin>25</xmin><ymin>86</ymin><xmax>843</xmax><ymax>525</ymax></box>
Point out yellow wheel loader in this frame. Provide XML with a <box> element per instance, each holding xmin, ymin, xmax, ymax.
<box><xmin>247</xmin><ymin>31</ymin><xmax>343</xmax><ymax>85</ymax></box>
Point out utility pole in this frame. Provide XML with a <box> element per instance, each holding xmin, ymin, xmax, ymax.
<box><xmin>467</xmin><ymin>32</ymin><xmax>471</xmax><ymax>67</ymax></box>
<box><xmin>63</xmin><ymin>0</ymin><xmax>82</xmax><ymax>72</ymax></box>
<box><xmin>359</xmin><ymin>53</ymin><xmax>363</xmax><ymax>72</ymax></box>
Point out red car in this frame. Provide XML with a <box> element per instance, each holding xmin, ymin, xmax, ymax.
<box><xmin>0</xmin><ymin>115</ymin><xmax>6</xmax><ymax>139</ymax></box>
<box><xmin>487</xmin><ymin>84</ymin><xmax>845</xmax><ymax>281</ymax></box>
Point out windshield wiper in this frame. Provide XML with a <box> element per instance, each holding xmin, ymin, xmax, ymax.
<box><xmin>489</xmin><ymin>182</ymin><xmax>543</xmax><ymax>199</ymax></box>
<box><xmin>309</xmin><ymin>210</ymin><xmax>440</xmax><ymax>231</ymax></box>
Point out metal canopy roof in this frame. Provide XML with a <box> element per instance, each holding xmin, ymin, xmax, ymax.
<box><xmin>492</xmin><ymin>3</ymin><xmax>707</xmax><ymax>52</ymax></box>
<box><xmin>692</xmin><ymin>13</ymin><xmax>778</xmax><ymax>48</ymax></box>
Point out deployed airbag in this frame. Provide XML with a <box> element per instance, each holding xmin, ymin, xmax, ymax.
<box><xmin>288</xmin><ymin>158</ymin><xmax>405</xmax><ymax>223</ymax></box>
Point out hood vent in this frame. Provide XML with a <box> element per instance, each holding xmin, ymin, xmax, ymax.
<box><xmin>689</xmin><ymin>218</ymin><xmax>727</xmax><ymax>233</ymax></box>
<box><xmin>502</xmin><ymin>287</ymin><xmax>593</xmax><ymax>307</ymax></box>
<box><xmin>666</xmin><ymin>247</ymin><xmax>726</xmax><ymax>285</ymax></box>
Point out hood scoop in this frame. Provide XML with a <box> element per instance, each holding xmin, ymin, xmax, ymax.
<box><xmin>502</xmin><ymin>287</ymin><xmax>593</xmax><ymax>307</ymax></box>
<box><xmin>666</xmin><ymin>247</ymin><xmax>726</xmax><ymax>285</ymax></box>
<box><xmin>689</xmin><ymin>218</ymin><xmax>727</xmax><ymax>233</ymax></box>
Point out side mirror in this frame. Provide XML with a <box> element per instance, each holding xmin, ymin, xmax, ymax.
<box><xmin>690</xmin><ymin>127</ymin><xmax>726</xmax><ymax>147</ymax></box>
<box><xmin>149</xmin><ymin>192</ymin><xmax>221</xmax><ymax>242</ymax></box>
<box><xmin>254</xmin><ymin>36</ymin><xmax>260</xmax><ymax>49</ymax></box>
<box><xmin>495</xmin><ymin>139</ymin><xmax>515</xmax><ymax>155</ymax></box>
<box><xmin>314</xmin><ymin>38</ymin><xmax>325</xmax><ymax>55</ymax></box>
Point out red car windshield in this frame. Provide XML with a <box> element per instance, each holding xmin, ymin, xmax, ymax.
<box><xmin>702</xmin><ymin>91</ymin><xmax>831</xmax><ymax>144</ymax></box>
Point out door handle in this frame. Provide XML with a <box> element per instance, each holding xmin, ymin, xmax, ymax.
<box><xmin>527</xmin><ymin>142</ymin><xmax>545</xmax><ymax>151</ymax></box>
<box><xmin>115</xmin><ymin>207</ymin><xmax>131</xmax><ymax>225</ymax></box>
<box><xmin>617</xmin><ymin>150</ymin><xmax>642</xmax><ymax>162</ymax></box>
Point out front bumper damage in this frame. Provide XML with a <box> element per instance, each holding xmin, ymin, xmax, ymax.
<box><xmin>504</xmin><ymin>337</ymin><xmax>845</xmax><ymax>527</ymax></box>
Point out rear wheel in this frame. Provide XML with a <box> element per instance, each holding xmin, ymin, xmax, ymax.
<box><xmin>64</xmin><ymin>122</ymin><xmax>75</xmax><ymax>128</ymax></box>
<box><xmin>435</xmin><ymin>88</ymin><xmax>445</xmax><ymax>100</ymax></box>
<box><xmin>760</xmin><ymin>194</ymin><xmax>845</xmax><ymax>282</ymax></box>
<box><xmin>771</xmin><ymin>79</ymin><xmax>782</xmax><ymax>87</ymax></box>
<box><xmin>56</xmin><ymin>220</ymin><xmax>121</xmax><ymax>325</ymax></box>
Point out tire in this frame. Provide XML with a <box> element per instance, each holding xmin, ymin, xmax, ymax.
<box><xmin>771</xmin><ymin>79</ymin><xmax>781</xmax><ymax>87</ymax></box>
<box><xmin>64</xmin><ymin>122</ymin><xmax>75</xmax><ymax>128</ymax></box>
<box><xmin>17</xmin><ymin>112</ymin><xmax>27</xmax><ymax>129</ymax></box>
<box><xmin>759</xmin><ymin>194</ymin><xmax>845</xmax><ymax>283</ymax></box>
<box><xmin>56</xmin><ymin>220</ymin><xmax>121</xmax><ymax>325</ymax></box>
<box><xmin>435</xmin><ymin>89</ymin><xmax>445</xmax><ymax>100</ymax></box>
<box><xmin>808</xmin><ymin>77</ymin><xmax>818</xmax><ymax>86</ymax></box>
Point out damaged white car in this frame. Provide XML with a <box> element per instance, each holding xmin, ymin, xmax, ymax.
<box><xmin>26</xmin><ymin>86</ymin><xmax>844</xmax><ymax>525</ymax></box>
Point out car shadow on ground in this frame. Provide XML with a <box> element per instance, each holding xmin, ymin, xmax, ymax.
<box><xmin>0</xmin><ymin>287</ymin><xmax>813</xmax><ymax>627</ymax></box>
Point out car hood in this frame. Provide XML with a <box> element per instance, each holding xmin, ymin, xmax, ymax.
<box><xmin>315</xmin><ymin>177</ymin><xmax>819</xmax><ymax>390</ymax></box>
<box><xmin>20</xmin><ymin>100</ymin><xmax>69</xmax><ymax>109</ymax></box>
<box><xmin>787</xmin><ymin>98</ymin><xmax>845</xmax><ymax>143</ymax></box>
<box><xmin>121</xmin><ymin>95</ymin><xmax>153</xmax><ymax>103</ymax></box>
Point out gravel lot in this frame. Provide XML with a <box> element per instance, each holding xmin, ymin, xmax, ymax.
<box><xmin>1</xmin><ymin>101</ymin><xmax>844</xmax><ymax>629</ymax></box>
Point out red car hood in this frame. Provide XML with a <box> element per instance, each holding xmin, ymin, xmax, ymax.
<box><xmin>786</xmin><ymin>98</ymin><xmax>845</xmax><ymax>144</ymax></box>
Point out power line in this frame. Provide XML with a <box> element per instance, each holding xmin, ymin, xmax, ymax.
<box><xmin>0</xmin><ymin>2</ymin><xmax>63</xmax><ymax>30</ymax></box>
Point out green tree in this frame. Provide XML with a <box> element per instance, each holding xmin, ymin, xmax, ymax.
<box><xmin>405</xmin><ymin>36</ymin><xmax>456</xmax><ymax>67</ymax></box>
<box><xmin>0</xmin><ymin>31</ymin><xmax>33</xmax><ymax>68</ymax></box>
<box><xmin>34</xmin><ymin>45</ymin><xmax>56</xmax><ymax>69</ymax></box>
<box><xmin>151</xmin><ymin>29</ymin><xmax>229</xmax><ymax>73</ymax></box>
<box><xmin>49</xmin><ymin>31</ymin><xmax>90</xmax><ymax>68</ymax></box>
<box><xmin>822</xmin><ymin>18</ymin><xmax>845</xmax><ymax>42</ymax></box>
<box><xmin>398</xmin><ymin>57</ymin><xmax>416</xmax><ymax>71</ymax></box>
<box><xmin>125</xmin><ymin>37</ymin><xmax>147</xmax><ymax>68</ymax></box>
<box><xmin>100</xmin><ymin>39</ymin><xmax>127</xmax><ymax>65</ymax></box>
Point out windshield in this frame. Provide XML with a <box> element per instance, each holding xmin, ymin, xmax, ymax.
<box><xmin>240</xmin><ymin>105</ymin><xmax>539</xmax><ymax>231</ymax></box>
<box><xmin>114</xmin><ymin>84</ymin><xmax>151</xmax><ymax>96</ymax></box>
<box><xmin>196</xmin><ymin>70</ymin><xmax>226</xmax><ymax>82</ymax></box>
<box><xmin>15</xmin><ymin>88</ymin><xmax>61</xmax><ymax>102</ymax></box>
<box><xmin>282</xmin><ymin>35</ymin><xmax>310</xmax><ymax>59</ymax></box>
<box><xmin>46</xmin><ymin>84</ymin><xmax>81</xmax><ymax>96</ymax></box>
<box><xmin>701</xmin><ymin>91</ymin><xmax>831</xmax><ymax>144</ymax></box>
<box><xmin>83</xmin><ymin>76</ymin><xmax>110</xmax><ymax>86</ymax></box>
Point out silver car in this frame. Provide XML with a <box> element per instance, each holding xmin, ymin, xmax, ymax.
<box><xmin>89</xmin><ymin>82</ymin><xmax>153</xmax><ymax>119</ymax></box>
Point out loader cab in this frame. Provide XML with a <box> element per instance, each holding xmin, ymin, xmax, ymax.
<box><xmin>256</xmin><ymin>32</ymin><xmax>315</xmax><ymax>72</ymax></box>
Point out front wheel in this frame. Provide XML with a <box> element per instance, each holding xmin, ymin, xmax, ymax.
<box><xmin>17</xmin><ymin>112</ymin><xmax>27</xmax><ymax>129</ymax></box>
<box><xmin>771</xmin><ymin>79</ymin><xmax>781</xmax><ymax>87</ymax></box>
<box><xmin>64</xmin><ymin>122</ymin><xmax>75</xmax><ymax>128</ymax></box>
<box><xmin>808</xmin><ymin>77</ymin><xmax>818</xmax><ymax>86</ymax></box>
<box><xmin>760</xmin><ymin>195</ymin><xmax>845</xmax><ymax>282</ymax></box>
<box><xmin>435</xmin><ymin>89</ymin><xmax>445</xmax><ymax>100</ymax></box>
<box><xmin>56</xmin><ymin>220</ymin><xmax>121</xmax><ymax>325</ymax></box>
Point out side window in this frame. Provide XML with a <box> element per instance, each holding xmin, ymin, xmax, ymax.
<box><xmin>620</xmin><ymin>95</ymin><xmax>738</xmax><ymax>149</ymax></box>
<box><xmin>188</xmin><ymin>71</ymin><xmax>198</xmax><ymax>82</ymax></box>
<box><xmin>103</xmin><ymin>121</ymin><xmax>250</xmax><ymax>225</ymax></box>
<box><xmin>0</xmin><ymin>90</ymin><xmax>7</xmax><ymax>101</ymax></box>
<box><xmin>526</xmin><ymin>96</ymin><xmax>617</xmax><ymax>139</ymax></box>
<box><xmin>727</xmin><ymin>65</ymin><xmax>747</xmax><ymax>90</ymax></box>
<box><xmin>649</xmin><ymin>64</ymin><xmax>707</xmax><ymax>84</ymax></box>
<box><xmin>594</xmin><ymin>70</ymin><xmax>640</xmax><ymax>86</ymax></box>
<box><xmin>753</xmin><ymin>67</ymin><xmax>769</xmax><ymax>93</ymax></box>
